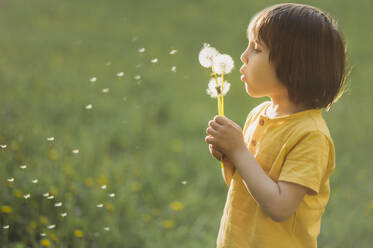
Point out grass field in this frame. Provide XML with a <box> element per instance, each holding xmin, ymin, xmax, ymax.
<box><xmin>0</xmin><ymin>0</ymin><xmax>372</xmax><ymax>247</ymax></box>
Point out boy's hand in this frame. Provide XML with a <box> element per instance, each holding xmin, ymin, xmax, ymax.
<box><xmin>208</xmin><ymin>144</ymin><xmax>233</xmax><ymax>165</ymax></box>
<box><xmin>205</xmin><ymin>115</ymin><xmax>247</xmax><ymax>159</ymax></box>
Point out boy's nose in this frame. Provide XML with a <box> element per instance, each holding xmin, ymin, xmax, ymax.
<box><xmin>240</xmin><ymin>50</ymin><xmax>248</xmax><ymax>64</ymax></box>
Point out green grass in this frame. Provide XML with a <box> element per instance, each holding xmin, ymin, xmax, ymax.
<box><xmin>0</xmin><ymin>0</ymin><xmax>372</xmax><ymax>247</ymax></box>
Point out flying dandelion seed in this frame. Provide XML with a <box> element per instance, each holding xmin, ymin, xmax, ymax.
<box><xmin>102</xmin><ymin>88</ymin><xmax>109</xmax><ymax>93</ymax></box>
<box><xmin>90</xmin><ymin>77</ymin><xmax>97</xmax><ymax>82</ymax></box>
<box><xmin>32</xmin><ymin>179</ymin><xmax>38</xmax><ymax>184</ymax></box>
<box><xmin>61</xmin><ymin>213</ymin><xmax>67</xmax><ymax>217</ymax></box>
<box><xmin>0</xmin><ymin>144</ymin><xmax>7</xmax><ymax>149</ymax></box>
<box><xmin>3</xmin><ymin>225</ymin><xmax>9</xmax><ymax>229</ymax></box>
<box><xmin>132</xmin><ymin>36</ymin><xmax>138</xmax><ymax>42</ymax></box>
<box><xmin>151</xmin><ymin>58</ymin><xmax>158</xmax><ymax>63</ymax></box>
<box><xmin>24</xmin><ymin>194</ymin><xmax>31</xmax><ymax>199</ymax></box>
<box><xmin>47</xmin><ymin>224</ymin><xmax>56</xmax><ymax>229</ymax></box>
<box><xmin>85</xmin><ymin>104</ymin><xmax>93</xmax><ymax>110</ymax></box>
<box><xmin>94</xmin><ymin>232</ymin><xmax>100</xmax><ymax>237</ymax></box>
<box><xmin>20</xmin><ymin>165</ymin><xmax>27</xmax><ymax>169</ymax></box>
<box><xmin>169</xmin><ymin>49</ymin><xmax>178</xmax><ymax>54</ymax></box>
<box><xmin>136</xmin><ymin>64</ymin><xmax>142</xmax><ymax>68</ymax></box>
<box><xmin>138</xmin><ymin>48</ymin><xmax>145</xmax><ymax>53</ymax></box>
<box><xmin>181</xmin><ymin>181</ymin><xmax>187</xmax><ymax>185</ymax></box>
<box><xmin>117</xmin><ymin>72</ymin><xmax>124</xmax><ymax>77</ymax></box>
<box><xmin>47</xmin><ymin>137</ymin><xmax>55</xmax><ymax>141</ymax></box>
<box><xmin>97</xmin><ymin>204</ymin><xmax>104</xmax><ymax>208</ymax></box>
<box><xmin>104</xmin><ymin>227</ymin><xmax>110</xmax><ymax>231</ymax></box>
<box><xmin>41</xmin><ymin>233</ymin><xmax>46</xmax><ymax>237</ymax></box>
<box><xmin>101</xmin><ymin>185</ymin><xmax>107</xmax><ymax>190</ymax></box>
<box><xmin>171</xmin><ymin>66</ymin><xmax>176</xmax><ymax>72</ymax></box>
<box><xmin>7</xmin><ymin>178</ymin><xmax>14</xmax><ymax>182</ymax></box>
<box><xmin>134</xmin><ymin>75</ymin><xmax>141</xmax><ymax>80</ymax></box>
<box><xmin>43</xmin><ymin>192</ymin><xmax>49</xmax><ymax>197</ymax></box>
<box><xmin>123</xmin><ymin>97</ymin><xmax>127</xmax><ymax>102</ymax></box>
<box><xmin>105</xmin><ymin>61</ymin><xmax>111</xmax><ymax>66</ymax></box>
<box><xmin>54</xmin><ymin>202</ymin><xmax>62</xmax><ymax>207</ymax></box>
<box><xmin>109</xmin><ymin>193</ymin><xmax>115</xmax><ymax>198</ymax></box>
<box><xmin>47</xmin><ymin>195</ymin><xmax>54</xmax><ymax>200</ymax></box>
<box><xmin>72</xmin><ymin>149</ymin><xmax>79</xmax><ymax>154</ymax></box>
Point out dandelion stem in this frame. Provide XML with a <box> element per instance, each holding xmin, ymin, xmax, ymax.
<box><xmin>221</xmin><ymin>72</ymin><xmax>225</xmax><ymax>116</ymax></box>
<box><xmin>212</xmin><ymin>64</ymin><xmax>224</xmax><ymax>169</ymax></box>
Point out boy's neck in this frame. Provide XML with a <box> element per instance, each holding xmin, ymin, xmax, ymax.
<box><xmin>268</xmin><ymin>95</ymin><xmax>307</xmax><ymax>118</ymax></box>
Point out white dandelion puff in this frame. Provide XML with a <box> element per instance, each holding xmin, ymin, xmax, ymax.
<box><xmin>206</xmin><ymin>77</ymin><xmax>231</xmax><ymax>98</ymax></box>
<box><xmin>61</xmin><ymin>212</ymin><xmax>67</xmax><ymax>217</ymax></box>
<box><xmin>40</xmin><ymin>233</ymin><xmax>46</xmax><ymax>237</ymax></box>
<box><xmin>134</xmin><ymin>75</ymin><xmax>141</xmax><ymax>80</ymax></box>
<box><xmin>117</xmin><ymin>72</ymin><xmax>124</xmax><ymax>77</ymax></box>
<box><xmin>104</xmin><ymin>227</ymin><xmax>110</xmax><ymax>231</ymax></box>
<box><xmin>0</xmin><ymin>144</ymin><xmax>7</xmax><ymax>149</ymax></box>
<box><xmin>105</xmin><ymin>61</ymin><xmax>111</xmax><ymax>66</ymax></box>
<box><xmin>47</xmin><ymin>224</ymin><xmax>56</xmax><ymax>229</ymax></box>
<box><xmin>47</xmin><ymin>195</ymin><xmax>54</xmax><ymax>200</ymax></box>
<box><xmin>7</xmin><ymin>178</ymin><xmax>14</xmax><ymax>182</ymax></box>
<box><xmin>72</xmin><ymin>149</ymin><xmax>79</xmax><ymax>154</ymax></box>
<box><xmin>54</xmin><ymin>202</ymin><xmax>63</xmax><ymax>207</ymax></box>
<box><xmin>85</xmin><ymin>104</ymin><xmax>92</xmax><ymax>110</ymax></box>
<box><xmin>198</xmin><ymin>43</ymin><xmax>220</xmax><ymax>68</ymax></box>
<box><xmin>43</xmin><ymin>192</ymin><xmax>50</xmax><ymax>197</ymax></box>
<box><xmin>90</xmin><ymin>77</ymin><xmax>97</xmax><ymax>82</ymax></box>
<box><xmin>102</xmin><ymin>88</ymin><xmax>109</xmax><ymax>93</ymax></box>
<box><xmin>24</xmin><ymin>194</ymin><xmax>31</xmax><ymax>199</ymax></box>
<box><xmin>47</xmin><ymin>137</ymin><xmax>55</xmax><ymax>141</ymax></box>
<box><xmin>171</xmin><ymin>66</ymin><xmax>176</xmax><ymax>72</ymax></box>
<box><xmin>32</xmin><ymin>179</ymin><xmax>38</xmax><ymax>184</ymax></box>
<box><xmin>109</xmin><ymin>193</ymin><xmax>115</xmax><ymax>198</ymax></box>
<box><xmin>3</xmin><ymin>225</ymin><xmax>9</xmax><ymax>229</ymax></box>
<box><xmin>181</xmin><ymin>181</ymin><xmax>187</xmax><ymax>185</ymax></box>
<box><xmin>138</xmin><ymin>48</ymin><xmax>145</xmax><ymax>53</ymax></box>
<box><xmin>212</xmin><ymin>54</ymin><xmax>234</xmax><ymax>75</ymax></box>
<box><xmin>151</xmin><ymin>58</ymin><xmax>158</xmax><ymax>63</ymax></box>
<box><xmin>101</xmin><ymin>185</ymin><xmax>107</xmax><ymax>190</ymax></box>
<box><xmin>97</xmin><ymin>203</ymin><xmax>104</xmax><ymax>208</ymax></box>
<box><xmin>20</xmin><ymin>165</ymin><xmax>27</xmax><ymax>169</ymax></box>
<box><xmin>169</xmin><ymin>49</ymin><xmax>178</xmax><ymax>55</ymax></box>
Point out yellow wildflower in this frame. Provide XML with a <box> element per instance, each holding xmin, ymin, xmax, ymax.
<box><xmin>1</xmin><ymin>205</ymin><xmax>12</xmax><ymax>214</ymax></box>
<box><xmin>10</xmin><ymin>140</ymin><xmax>19</xmax><ymax>151</ymax></box>
<box><xmin>141</xmin><ymin>214</ymin><xmax>152</xmax><ymax>223</ymax></box>
<box><xmin>162</xmin><ymin>219</ymin><xmax>175</xmax><ymax>229</ymax></box>
<box><xmin>131</xmin><ymin>181</ymin><xmax>142</xmax><ymax>192</ymax></box>
<box><xmin>40</xmin><ymin>239</ymin><xmax>50</xmax><ymax>247</ymax></box>
<box><xmin>48</xmin><ymin>148</ymin><xmax>58</xmax><ymax>161</ymax></box>
<box><xmin>105</xmin><ymin>203</ymin><xmax>115</xmax><ymax>212</ymax></box>
<box><xmin>40</xmin><ymin>216</ymin><xmax>48</xmax><ymax>225</ymax></box>
<box><xmin>13</xmin><ymin>189</ymin><xmax>23</xmax><ymax>198</ymax></box>
<box><xmin>49</xmin><ymin>233</ymin><xmax>58</xmax><ymax>242</ymax></box>
<box><xmin>74</xmin><ymin>229</ymin><xmax>84</xmax><ymax>238</ymax></box>
<box><xmin>170</xmin><ymin>201</ymin><xmax>184</xmax><ymax>211</ymax></box>
<box><xmin>64</xmin><ymin>162</ymin><xmax>72</xmax><ymax>175</ymax></box>
<box><xmin>50</xmin><ymin>186</ymin><xmax>58</xmax><ymax>196</ymax></box>
<box><xmin>85</xmin><ymin>178</ymin><xmax>94</xmax><ymax>187</ymax></box>
<box><xmin>97</xmin><ymin>175</ymin><xmax>107</xmax><ymax>185</ymax></box>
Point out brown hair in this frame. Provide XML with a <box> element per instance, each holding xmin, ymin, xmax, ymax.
<box><xmin>248</xmin><ymin>3</ymin><xmax>349</xmax><ymax>111</ymax></box>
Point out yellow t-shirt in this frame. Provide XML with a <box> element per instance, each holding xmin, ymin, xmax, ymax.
<box><xmin>216</xmin><ymin>101</ymin><xmax>335</xmax><ymax>248</ymax></box>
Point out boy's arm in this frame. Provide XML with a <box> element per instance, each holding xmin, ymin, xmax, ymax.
<box><xmin>221</xmin><ymin>161</ymin><xmax>235</xmax><ymax>187</ymax></box>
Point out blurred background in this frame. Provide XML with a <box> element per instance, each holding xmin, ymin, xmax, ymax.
<box><xmin>0</xmin><ymin>0</ymin><xmax>372</xmax><ymax>247</ymax></box>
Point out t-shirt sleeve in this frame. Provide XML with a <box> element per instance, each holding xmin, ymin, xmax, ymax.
<box><xmin>278</xmin><ymin>131</ymin><xmax>331</xmax><ymax>195</ymax></box>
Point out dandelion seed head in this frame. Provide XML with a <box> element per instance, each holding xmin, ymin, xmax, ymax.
<box><xmin>199</xmin><ymin>43</ymin><xmax>220</xmax><ymax>68</ymax></box>
<box><xmin>97</xmin><ymin>203</ymin><xmax>104</xmax><ymax>208</ymax></box>
<box><xmin>90</xmin><ymin>77</ymin><xmax>97</xmax><ymax>82</ymax></box>
<box><xmin>40</xmin><ymin>233</ymin><xmax>46</xmax><ymax>237</ymax></box>
<box><xmin>47</xmin><ymin>195</ymin><xmax>54</xmax><ymax>200</ymax></box>
<box><xmin>3</xmin><ymin>225</ymin><xmax>9</xmax><ymax>229</ymax></box>
<box><xmin>134</xmin><ymin>75</ymin><xmax>141</xmax><ymax>80</ymax></box>
<box><xmin>104</xmin><ymin>227</ymin><xmax>110</xmax><ymax>231</ymax></box>
<box><xmin>0</xmin><ymin>144</ymin><xmax>7</xmax><ymax>149</ymax></box>
<box><xmin>102</xmin><ymin>88</ymin><xmax>109</xmax><ymax>93</ymax></box>
<box><xmin>72</xmin><ymin>149</ymin><xmax>79</xmax><ymax>154</ymax></box>
<box><xmin>32</xmin><ymin>179</ymin><xmax>38</xmax><ymax>184</ymax></box>
<box><xmin>43</xmin><ymin>192</ymin><xmax>50</xmax><ymax>197</ymax></box>
<box><xmin>151</xmin><ymin>58</ymin><xmax>158</xmax><ymax>63</ymax></box>
<box><xmin>213</xmin><ymin>54</ymin><xmax>234</xmax><ymax>75</ymax></box>
<box><xmin>24</xmin><ymin>194</ymin><xmax>31</xmax><ymax>199</ymax></box>
<box><xmin>61</xmin><ymin>212</ymin><xmax>67</xmax><ymax>217</ymax></box>
<box><xmin>7</xmin><ymin>178</ymin><xmax>14</xmax><ymax>182</ymax></box>
<box><xmin>85</xmin><ymin>104</ymin><xmax>92</xmax><ymax>110</ymax></box>
<box><xmin>169</xmin><ymin>49</ymin><xmax>178</xmax><ymax>55</ymax></box>
<box><xmin>47</xmin><ymin>137</ymin><xmax>55</xmax><ymax>141</ymax></box>
<box><xmin>20</xmin><ymin>165</ymin><xmax>27</xmax><ymax>169</ymax></box>
<box><xmin>206</xmin><ymin>77</ymin><xmax>231</xmax><ymax>98</ymax></box>
<box><xmin>181</xmin><ymin>181</ymin><xmax>187</xmax><ymax>185</ymax></box>
<box><xmin>138</xmin><ymin>48</ymin><xmax>145</xmax><ymax>53</ymax></box>
<box><xmin>171</xmin><ymin>66</ymin><xmax>176</xmax><ymax>72</ymax></box>
<box><xmin>109</xmin><ymin>193</ymin><xmax>115</xmax><ymax>198</ymax></box>
<box><xmin>101</xmin><ymin>185</ymin><xmax>107</xmax><ymax>190</ymax></box>
<box><xmin>117</xmin><ymin>72</ymin><xmax>124</xmax><ymax>77</ymax></box>
<box><xmin>54</xmin><ymin>202</ymin><xmax>62</xmax><ymax>207</ymax></box>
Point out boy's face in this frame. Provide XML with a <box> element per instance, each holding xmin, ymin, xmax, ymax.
<box><xmin>239</xmin><ymin>39</ymin><xmax>288</xmax><ymax>99</ymax></box>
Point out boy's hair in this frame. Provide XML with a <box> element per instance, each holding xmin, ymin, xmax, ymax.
<box><xmin>248</xmin><ymin>3</ymin><xmax>349</xmax><ymax>111</ymax></box>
